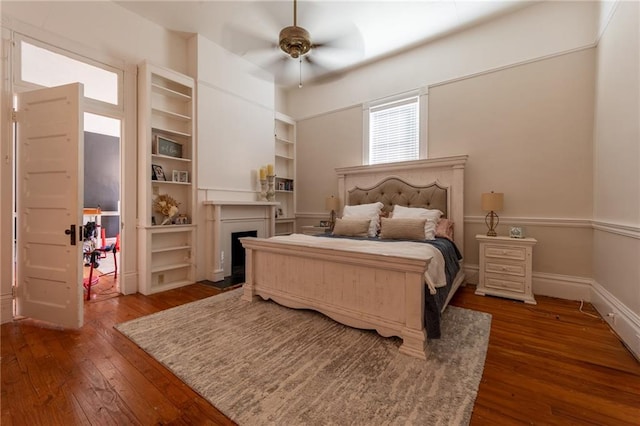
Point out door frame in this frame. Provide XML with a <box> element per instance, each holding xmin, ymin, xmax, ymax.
<box><xmin>1</xmin><ymin>26</ymin><xmax>138</xmax><ymax>324</ymax></box>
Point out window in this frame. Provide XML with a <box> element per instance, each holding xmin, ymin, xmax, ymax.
<box><xmin>16</xmin><ymin>37</ymin><xmax>121</xmax><ymax>109</ymax></box>
<box><xmin>367</xmin><ymin>95</ymin><xmax>420</xmax><ymax>165</ymax></box>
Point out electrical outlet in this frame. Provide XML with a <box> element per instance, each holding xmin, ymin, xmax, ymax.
<box><xmin>158</xmin><ymin>273</ymin><xmax>164</xmax><ymax>284</ymax></box>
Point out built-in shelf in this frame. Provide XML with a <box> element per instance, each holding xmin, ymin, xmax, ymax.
<box><xmin>274</xmin><ymin>113</ymin><xmax>296</xmax><ymax>236</ymax></box>
<box><xmin>138</xmin><ymin>61</ymin><xmax>196</xmax><ymax>295</ymax></box>
<box><xmin>152</xmin><ymin>154</ymin><xmax>192</xmax><ymax>163</ymax></box>
<box><xmin>152</xmin><ymin>107</ymin><xmax>191</xmax><ymax>121</ymax></box>
<box><xmin>152</xmin><ymin>126</ymin><xmax>192</xmax><ymax>138</ymax></box>
<box><xmin>151</xmin><ymin>245</ymin><xmax>192</xmax><ymax>254</ymax></box>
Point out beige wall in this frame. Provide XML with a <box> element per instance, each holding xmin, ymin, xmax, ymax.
<box><xmin>592</xmin><ymin>0</ymin><xmax>640</xmax><ymax>317</ymax></box>
<box><xmin>428</xmin><ymin>49</ymin><xmax>595</xmax><ymax>275</ymax></box>
<box><xmin>296</xmin><ymin>49</ymin><xmax>596</xmax><ymax>281</ymax></box>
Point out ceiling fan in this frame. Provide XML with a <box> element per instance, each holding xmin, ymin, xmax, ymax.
<box><xmin>224</xmin><ymin>0</ymin><xmax>363</xmax><ymax>88</ymax></box>
<box><xmin>278</xmin><ymin>0</ymin><xmax>311</xmax><ymax>60</ymax></box>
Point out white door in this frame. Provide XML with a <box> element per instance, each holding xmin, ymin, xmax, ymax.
<box><xmin>15</xmin><ymin>83</ymin><xmax>84</xmax><ymax>329</ymax></box>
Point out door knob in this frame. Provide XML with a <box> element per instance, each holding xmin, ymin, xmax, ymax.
<box><xmin>65</xmin><ymin>225</ymin><xmax>77</xmax><ymax>246</ymax></box>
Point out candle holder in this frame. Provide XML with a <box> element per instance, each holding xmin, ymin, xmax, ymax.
<box><xmin>266</xmin><ymin>175</ymin><xmax>276</xmax><ymax>201</ymax></box>
<box><xmin>259</xmin><ymin>179</ymin><xmax>268</xmax><ymax>201</ymax></box>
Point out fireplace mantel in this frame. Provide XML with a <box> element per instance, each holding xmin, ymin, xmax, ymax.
<box><xmin>203</xmin><ymin>201</ymin><xmax>279</xmax><ymax>282</ymax></box>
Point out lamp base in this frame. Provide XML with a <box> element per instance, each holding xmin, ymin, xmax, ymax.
<box><xmin>485</xmin><ymin>211</ymin><xmax>500</xmax><ymax>237</ymax></box>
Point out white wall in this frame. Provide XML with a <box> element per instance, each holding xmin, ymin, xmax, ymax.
<box><xmin>188</xmin><ymin>34</ymin><xmax>276</xmax><ymax>281</ymax></box>
<box><xmin>591</xmin><ymin>0</ymin><xmax>640</xmax><ymax>358</ymax></box>
<box><xmin>190</xmin><ymin>34</ymin><xmax>275</xmax><ymax>200</ymax></box>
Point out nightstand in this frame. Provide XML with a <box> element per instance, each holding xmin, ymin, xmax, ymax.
<box><xmin>475</xmin><ymin>234</ymin><xmax>537</xmax><ymax>304</ymax></box>
<box><xmin>301</xmin><ymin>225</ymin><xmax>330</xmax><ymax>236</ymax></box>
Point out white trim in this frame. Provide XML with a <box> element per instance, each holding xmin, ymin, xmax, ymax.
<box><xmin>291</xmin><ymin>46</ymin><xmax>595</xmax><ymax>122</ymax></box>
<box><xmin>428</xmin><ymin>44</ymin><xmax>596</xmax><ymax>90</ymax></box>
<box><xmin>197</xmin><ymin>79</ymin><xmax>274</xmax><ymax>113</ymax></box>
<box><xmin>591</xmin><ymin>280</ymin><xmax>640</xmax><ymax>361</ymax></box>
<box><xmin>532</xmin><ymin>272</ymin><xmax>592</xmax><ymax>302</ymax></box>
<box><xmin>465</xmin><ymin>216</ymin><xmax>592</xmax><ymax>228</ymax></box>
<box><xmin>592</xmin><ymin>220</ymin><xmax>640</xmax><ymax>239</ymax></box>
<box><xmin>465</xmin><ymin>216</ymin><xmax>640</xmax><ymax>239</ymax></box>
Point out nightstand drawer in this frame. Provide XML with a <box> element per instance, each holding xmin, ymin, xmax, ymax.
<box><xmin>485</xmin><ymin>276</ymin><xmax>525</xmax><ymax>293</ymax></box>
<box><xmin>485</xmin><ymin>245</ymin><xmax>526</xmax><ymax>261</ymax></box>
<box><xmin>485</xmin><ymin>261</ymin><xmax>525</xmax><ymax>277</ymax></box>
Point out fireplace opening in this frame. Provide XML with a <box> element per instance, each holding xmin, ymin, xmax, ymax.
<box><xmin>226</xmin><ymin>230</ymin><xmax>257</xmax><ymax>285</ymax></box>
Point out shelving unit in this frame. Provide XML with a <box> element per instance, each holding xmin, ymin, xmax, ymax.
<box><xmin>137</xmin><ymin>61</ymin><xmax>196</xmax><ymax>295</ymax></box>
<box><xmin>274</xmin><ymin>112</ymin><xmax>296</xmax><ymax>236</ymax></box>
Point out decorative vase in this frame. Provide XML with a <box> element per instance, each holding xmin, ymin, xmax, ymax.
<box><xmin>259</xmin><ymin>179</ymin><xmax>268</xmax><ymax>201</ymax></box>
<box><xmin>266</xmin><ymin>175</ymin><xmax>276</xmax><ymax>201</ymax></box>
<box><xmin>161</xmin><ymin>215</ymin><xmax>172</xmax><ymax>225</ymax></box>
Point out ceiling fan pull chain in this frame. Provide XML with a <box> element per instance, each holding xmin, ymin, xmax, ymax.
<box><xmin>299</xmin><ymin>57</ymin><xmax>303</xmax><ymax>88</ymax></box>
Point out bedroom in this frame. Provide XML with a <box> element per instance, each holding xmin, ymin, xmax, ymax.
<box><xmin>0</xmin><ymin>0</ymin><xmax>638</xmax><ymax>423</ymax></box>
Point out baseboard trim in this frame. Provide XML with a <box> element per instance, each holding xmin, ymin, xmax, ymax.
<box><xmin>532</xmin><ymin>272</ymin><xmax>593</xmax><ymax>302</ymax></box>
<box><xmin>463</xmin><ymin>265</ymin><xmax>592</xmax><ymax>302</ymax></box>
<box><xmin>591</xmin><ymin>281</ymin><xmax>640</xmax><ymax>360</ymax></box>
<box><xmin>463</xmin><ymin>264</ymin><xmax>639</xmax><ymax>360</ymax></box>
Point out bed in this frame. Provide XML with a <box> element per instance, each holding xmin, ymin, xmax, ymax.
<box><xmin>241</xmin><ymin>155</ymin><xmax>468</xmax><ymax>359</ymax></box>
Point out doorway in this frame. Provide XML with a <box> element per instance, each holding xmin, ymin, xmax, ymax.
<box><xmin>9</xmin><ymin>34</ymin><xmax>125</xmax><ymax>325</ymax></box>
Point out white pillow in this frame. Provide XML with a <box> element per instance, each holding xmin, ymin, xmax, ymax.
<box><xmin>342</xmin><ymin>202</ymin><xmax>384</xmax><ymax>237</ymax></box>
<box><xmin>392</xmin><ymin>205</ymin><xmax>443</xmax><ymax>240</ymax></box>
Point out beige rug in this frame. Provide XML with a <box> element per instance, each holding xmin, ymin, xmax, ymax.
<box><xmin>115</xmin><ymin>289</ymin><xmax>491</xmax><ymax>425</ymax></box>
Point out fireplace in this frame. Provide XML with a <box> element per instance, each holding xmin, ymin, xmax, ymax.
<box><xmin>228</xmin><ymin>230</ymin><xmax>257</xmax><ymax>284</ymax></box>
<box><xmin>203</xmin><ymin>200</ymin><xmax>278</xmax><ymax>282</ymax></box>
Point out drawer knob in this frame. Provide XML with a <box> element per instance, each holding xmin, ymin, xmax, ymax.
<box><xmin>501</xmin><ymin>266</ymin><xmax>507</xmax><ymax>271</ymax></box>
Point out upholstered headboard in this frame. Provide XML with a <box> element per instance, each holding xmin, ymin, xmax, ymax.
<box><xmin>335</xmin><ymin>156</ymin><xmax>468</xmax><ymax>254</ymax></box>
<box><xmin>347</xmin><ymin>177</ymin><xmax>448</xmax><ymax>217</ymax></box>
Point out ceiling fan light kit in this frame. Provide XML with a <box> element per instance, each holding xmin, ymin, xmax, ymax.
<box><xmin>279</xmin><ymin>25</ymin><xmax>311</xmax><ymax>59</ymax></box>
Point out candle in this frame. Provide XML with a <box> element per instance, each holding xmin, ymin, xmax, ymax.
<box><xmin>267</xmin><ymin>164</ymin><xmax>274</xmax><ymax>176</ymax></box>
<box><xmin>259</xmin><ymin>167</ymin><xmax>266</xmax><ymax>180</ymax></box>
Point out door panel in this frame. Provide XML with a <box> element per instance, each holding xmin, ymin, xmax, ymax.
<box><xmin>16</xmin><ymin>83</ymin><xmax>84</xmax><ymax>329</ymax></box>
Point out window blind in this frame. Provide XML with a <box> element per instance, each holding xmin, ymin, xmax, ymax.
<box><xmin>369</xmin><ymin>96</ymin><xmax>419</xmax><ymax>165</ymax></box>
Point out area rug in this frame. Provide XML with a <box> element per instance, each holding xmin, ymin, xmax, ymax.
<box><xmin>115</xmin><ymin>289</ymin><xmax>491</xmax><ymax>425</ymax></box>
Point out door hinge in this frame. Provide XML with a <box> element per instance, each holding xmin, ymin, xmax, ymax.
<box><xmin>12</xmin><ymin>286</ymin><xmax>16</xmax><ymax>297</ymax></box>
<box><xmin>11</xmin><ymin>109</ymin><xmax>17</xmax><ymax>122</ymax></box>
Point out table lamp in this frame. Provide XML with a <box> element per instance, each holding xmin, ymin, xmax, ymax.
<box><xmin>481</xmin><ymin>191</ymin><xmax>503</xmax><ymax>237</ymax></box>
<box><xmin>325</xmin><ymin>196</ymin><xmax>339</xmax><ymax>231</ymax></box>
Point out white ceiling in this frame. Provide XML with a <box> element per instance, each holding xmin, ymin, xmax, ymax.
<box><xmin>116</xmin><ymin>0</ymin><xmax>535</xmax><ymax>87</ymax></box>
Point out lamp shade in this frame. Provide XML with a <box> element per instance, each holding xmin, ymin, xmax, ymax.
<box><xmin>481</xmin><ymin>192</ymin><xmax>504</xmax><ymax>212</ymax></box>
<box><xmin>325</xmin><ymin>196</ymin><xmax>339</xmax><ymax>211</ymax></box>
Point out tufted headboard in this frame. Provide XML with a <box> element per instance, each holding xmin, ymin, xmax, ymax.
<box><xmin>335</xmin><ymin>156</ymin><xmax>468</xmax><ymax>255</ymax></box>
<box><xmin>348</xmin><ymin>177</ymin><xmax>448</xmax><ymax>217</ymax></box>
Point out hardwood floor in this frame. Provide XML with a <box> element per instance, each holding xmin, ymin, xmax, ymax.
<box><xmin>2</xmin><ymin>283</ymin><xmax>639</xmax><ymax>425</ymax></box>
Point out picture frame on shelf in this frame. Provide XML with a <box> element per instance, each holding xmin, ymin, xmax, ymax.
<box><xmin>278</xmin><ymin>182</ymin><xmax>285</xmax><ymax>190</ymax></box>
<box><xmin>152</xmin><ymin>164</ymin><xmax>166</xmax><ymax>181</ymax></box>
<box><xmin>154</xmin><ymin>134</ymin><xmax>183</xmax><ymax>158</ymax></box>
<box><xmin>172</xmin><ymin>170</ymin><xmax>189</xmax><ymax>183</ymax></box>
<box><xmin>509</xmin><ymin>226</ymin><xmax>525</xmax><ymax>238</ymax></box>
<box><xmin>277</xmin><ymin>208</ymin><xmax>284</xmax><ymax>218</ymax></box>
<box><xmin>175</xmin><ymin>214</ymin><xmax>189</xmax><ymax>225</ymax></box>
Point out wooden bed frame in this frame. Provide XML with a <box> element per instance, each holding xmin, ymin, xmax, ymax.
<box><xmin>241</xmin><ymin>156</ymin><xmax>468</xmax><ymax>359</ymax></box>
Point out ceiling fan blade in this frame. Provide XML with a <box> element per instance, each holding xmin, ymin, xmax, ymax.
<box><xmin>222</xmin><ymin>23</ymin><xmax>278</xmax><ymax>57</ymax></box>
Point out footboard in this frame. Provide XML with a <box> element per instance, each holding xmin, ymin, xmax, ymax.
<box><xmin>240</xmin><ymin>237</ymin><xmax>431</xmax><ymax>359</ymax></box>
